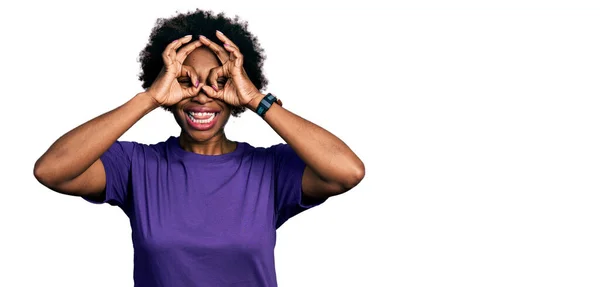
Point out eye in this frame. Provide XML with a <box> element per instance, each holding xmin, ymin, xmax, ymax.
<box><xmin>177</xmin><ymin>77</ymin><xmax>192</xmax><ymax>86</ymax></box>
<box><xmin>217</xmin><ymin>77</ymin><xmax>227</xmax><ymax>86</ymax></box>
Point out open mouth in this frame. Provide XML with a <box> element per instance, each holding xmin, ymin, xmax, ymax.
<box><xmin>184</xmin><ymin>110</ymin><xmax>220</xmax><ymax>130</ymax></box>
<box><xmin>186</xmin><ymin>111</ymin><xmax>219</xmax><ymax>124</ymax></box>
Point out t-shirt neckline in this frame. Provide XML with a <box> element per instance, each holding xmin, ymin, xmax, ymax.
<box><xmin>167</xmin><ymin>136</ymin><xmax>247</xmax><ymax>163</ymax></box>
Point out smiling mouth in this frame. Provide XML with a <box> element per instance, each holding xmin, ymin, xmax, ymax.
<box><xmin>186</xmin><ymin>111</ymin><xmax>219</xmax><ymax>124</ymax></box>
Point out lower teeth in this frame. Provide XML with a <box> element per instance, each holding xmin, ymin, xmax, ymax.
<box><xmin>187</xmin><ymin>113</ymin><xmax>215</xmax><ymax>124</ymax></box>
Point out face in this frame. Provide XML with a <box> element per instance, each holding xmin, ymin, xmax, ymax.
<box><xmin>171</xmin><ymin>47</ymin><xmax>230</xmax><ymax>143</ymax></box>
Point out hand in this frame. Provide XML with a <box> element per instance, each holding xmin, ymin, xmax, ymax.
<box><xmin>145</xmin><ymin>35</ymin><xmax>203</xmax><ymax>106</ymax></box>
<box><xmin>198</xmin><ymin>31</ymin><xmax>262</xmax><ymax>107</ymax></box>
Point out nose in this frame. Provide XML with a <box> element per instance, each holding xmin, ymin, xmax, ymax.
<box><xmin>190</xmin><ymin>83</ymin><xmax>214</xmax><ymax>104</ymax></box>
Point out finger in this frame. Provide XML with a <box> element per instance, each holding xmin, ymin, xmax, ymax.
<box><xmin>216</xmin><ymin>30</ymin><xmax>240</xmax><ymax>50</ymax></box>
<box><xmin>201</xmin><ymin>84</ymin><xmax>222</xmax><ymax>100</ymax></box>
<box><xmin>207</xmin><ymin>66</ymin><xmax>226</xmax><ymax>92</ymax></box>
<box><xmin>180</xmin><ymin>66</ymin><xmax>200</xmax><ymax>98</ymax></box>
<box><xmin>175</xmin><ymin>39</ymin><xmax>202</xmax><ymax>63</ymax></box>
<box><xmin>181</xmin><ymin>65</ymin><xmax>200</xmax><ymax>89</ymax></box>
<box><xmin>162</xmin><ymin>35</ymin><xmax>193</xmax><ymax>66</ymax></box>
<box><xmin>183</xmin><ymin>80</ymin><xmax>201</xmax><ymax>98</ymax></box>
<box><xmin>224</xmin><ymin>45</ymin><xmax>244</xmax><ymax>67</ymax></box>
<box><xmin>199</xmin><ymin>35</ymin><xmax>229</xmax><ymax>64</ymax></box>
<box><xmin>224</xmin><ymin>43</ymin><xmax>240</xmax><ymax>53</ymax></box>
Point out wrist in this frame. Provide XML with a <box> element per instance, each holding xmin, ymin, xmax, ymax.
<box><xmin>250</xmin><ymin>93</ymin><xmax>282</xmax><ymax>118</ymax></box>
<box><xmin>135</xmin><ymin>92</ymin><xmax>161</xmax><ymax>113</ymax></box>
<box><xmin>245</xmin><ymin>93</ymin><xmax>265</xmax><ymax>112</ymax></box>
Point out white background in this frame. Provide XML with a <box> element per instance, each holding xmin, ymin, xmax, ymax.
<box><xmin>1</xmin><ymin>0</ymin><xmax>599</xmax><ymax>286</ymax></box>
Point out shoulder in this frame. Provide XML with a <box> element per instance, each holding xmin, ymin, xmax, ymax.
<box><xmin>256</xmin><ymin>143</ymin><xmax>304</xmax><ymax>170</ymax></box>
<box><xmin>235</xmin><ymin>142</ymin><xmax>300</xmax><ymax>170</ymax></box>
<box><xmin>242</xmin><ymin>142</ymin><xmax>295</xmax><ymax>159</ymax></box>
<box><xmin>106</xmin><ymin>137</ymin><xmax>172</xmax><ymax>161</ymax></box>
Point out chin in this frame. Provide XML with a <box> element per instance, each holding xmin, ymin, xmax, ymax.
<box><xmin>184</xmin><ymin>128</ymin><xmax>224</xmax><ymax>142</ymax></box>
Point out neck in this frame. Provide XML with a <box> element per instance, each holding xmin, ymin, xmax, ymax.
<box><xmin>178</xmin><ymin>130</ymin><xmax>237</xmax><ymax>155</ymax></box>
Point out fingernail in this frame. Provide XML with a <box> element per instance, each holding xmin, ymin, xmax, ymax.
<box><xmin>184</xmin><ymin>34</ymin><xmax>192</xmax><ymax>38</ymax></box>
<box><xmin>216</xmin><ymin>30</ymin><xmax>223</xmax><ymax>35</ymax></box>
<box><xmin>172</xmin><ymin>39</ymin><xmax>178</xmax><ymax>43</ymax></box>
<box><xmin>212</xmin><ymin>85</ymin><xmax>218</xmax><ymax>91</ymax></box>
<box><xmin>195</xmin><ymin>80</ymin><xmax>200</xmax><ymax>87</ymax></box>
<box><xmin>224</xmin><ymin>43</ymin><xmax>229</xmax><ymax>47</ymax></box>
<box><xmin>199</xmin><ymin>35</ymin><xmax>206</xmax><ymax>40</ymax></box>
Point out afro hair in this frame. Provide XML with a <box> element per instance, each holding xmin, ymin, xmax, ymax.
<box><xmin>138</xmin><ymin>9</ymin><xmax>268</xmax><ymax>116</ymax></box>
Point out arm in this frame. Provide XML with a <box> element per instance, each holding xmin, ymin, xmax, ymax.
<box><xmin>33</xmin><ymin>35</ymin><xmax>203</xmax><ymax>198</ymax></box>
<box><xmin>33</xmin><ymin>92</ymin><xmax>158</xmax><ymax>197</ymax></box>
<box><xmin>198</xmin><ymin>31</ymin><xmax>365</xmax><ymax>200</ymax></box>
<box><xmin>246</xmin><ymin>96</ymin><xmax>365</xmax><ymax>199</ymax></box>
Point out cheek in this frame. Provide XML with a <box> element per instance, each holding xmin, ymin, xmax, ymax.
<box><xmin>219</xmin><ymin>105</ymin><xmax>232</xmax><ymax>120</ymax></box>
<box><xmin>172</xmin><ymin>111</ymin><xmax>185</xmax><ymax>127</ymax></box>
<box><xmin>218</xmin><ymin>112</ymin><xmax>230</xmax><ymax>125</ymax></box>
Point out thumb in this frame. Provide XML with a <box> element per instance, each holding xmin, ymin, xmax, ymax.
<box><xmin>201</xmin><ymin>84</ymin><xmax>222</xmax><ymax>101</ymax></box>
<box><xmin>181</xmin><ymin>65</ymin><xmax>201</xmax><ymax>97</ymax></box>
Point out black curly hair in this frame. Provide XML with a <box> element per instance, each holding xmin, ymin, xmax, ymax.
<box><xmin>138</xmin><ymin>9</ymin><xmax>268</xmax><ymax>117</ymax></box>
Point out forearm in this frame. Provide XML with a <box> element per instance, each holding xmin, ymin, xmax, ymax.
<box><xmin>247</xmin><ymin>95</ymin><xmax>365</xmax><ymax>188</ymax></box>
<box><xmin>34</xmin><ymin>92</ymin><xmax>158</xmax><ymax>185</ymax></box>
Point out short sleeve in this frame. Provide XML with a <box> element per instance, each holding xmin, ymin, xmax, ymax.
<box><xmin>270</xmin><ymin>144</ymin><xmax>327</xmax><ymax>229</ymax></box>
<box><xmin>82</xmin><ymin>141</ymin><xmax>136</xmax><ymax>208</ymax></box>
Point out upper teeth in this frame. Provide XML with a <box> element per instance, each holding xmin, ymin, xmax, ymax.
<box><xmin>189</xmin><ymin>112</ymin><xmax>215</xmax><ymax>117</ymax></box>
<box><xmin>187</xmin><ymin>111</ymin><xmax>216</xmax><ymax>124</ymax></box>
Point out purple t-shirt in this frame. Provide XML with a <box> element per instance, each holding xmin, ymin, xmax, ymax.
<box><xmin>84</xmin><ymin>136</ymin><xmax>326</xmax><ymax>286</ymax></box>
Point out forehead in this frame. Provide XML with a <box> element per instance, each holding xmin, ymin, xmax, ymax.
<box><xmin>182</xmin><ymin>47</ymin><xmax>220</xmax><ymax>73</ymax></box>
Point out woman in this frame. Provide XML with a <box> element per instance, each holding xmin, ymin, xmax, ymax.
<box><xmin>34</xmin><ymin>9</ymin><xmax>364</xmax><ymax>286</ymax></box>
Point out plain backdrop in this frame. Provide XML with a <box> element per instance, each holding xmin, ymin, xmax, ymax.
<box><xmin>1</xmin><ymin>0</ymin><xmax>599</xmax><ymax>286</ymax></box>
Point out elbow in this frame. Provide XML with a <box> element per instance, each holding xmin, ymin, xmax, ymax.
<box><xmin>33</xmin><ymin>161</ymin><xmax>49</xmax><ymax>186</ymax></box>
<box><xmin>33</xmin><ymin>159</ymin><xmax>57</xmax><ymax>188</ymax></box>
<box><xmin>340</xmin><ymin>160</ymin><xmax>365</xmax><ymax>191</ymax></box>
